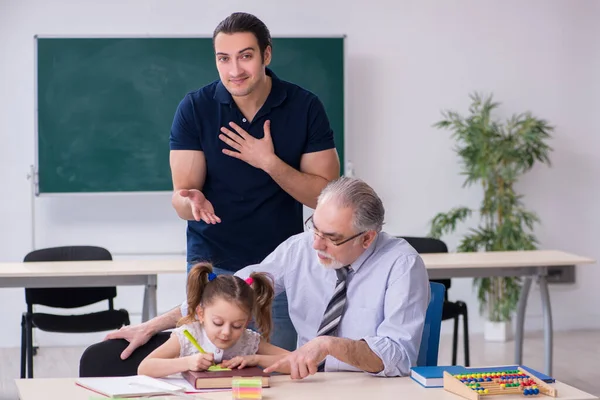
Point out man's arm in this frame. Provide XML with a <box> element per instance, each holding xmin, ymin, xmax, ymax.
<box><xmin>263</xmin><ymin>96</ymin><xmax>340</xmax><ymax>208</ymax></box>
<box><xmin>262</xmin><ymin>335</ymin><xmax>383</xmax><ymax>379</ymax></box>
<box><xmin>143</xmin><ymin>306</ymin><xmax>182</xmax><ymax>334</ymax></box>
<box><xmin>360</xmin><ymin>255</ymin><xmax>430</xmax><ymax>377</ymax></box>
<box><xmin>169</xmin><ymin>94</ymin><xmax>218</xmax><ymax>223</ymax></box>
<box><xmin>325</xmin><ymin>337</ymin><xmax>384</xmax><ymax>373</ymax></box>
<box><xmin>170</xmin><ymin>150</ymin><xmax>206</xmax><ymax>220</ymax></box>
<box><xmin>104</xmin><ymin>306</ymin><xmax>183</xmax><ymax>360</ymax></box>
<box><xmin>263</xmin><ymin>148</ymin><xmax>339</xmax><ymax>209</ymax></box>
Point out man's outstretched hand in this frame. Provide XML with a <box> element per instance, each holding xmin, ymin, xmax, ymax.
<box><xmin>178</xmin><ymin>189</ymin><xmax>221</xmax><ymax>224</ymax></box>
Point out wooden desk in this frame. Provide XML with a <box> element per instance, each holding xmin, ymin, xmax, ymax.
<box><xmin>0</xmin><ymin>259</ymin><xmax>186</xmax><ymax>322</ymax></box>
<box><xmin>422</xmin><ymin>250</ymin><xmax>595</xmax><ymax>376</ymax></box>
<box><xmin>14</xmin><ymin>373</ymin><xmax>599</xmax><ymax>400</ymax></box>
<box><xmin>2</xmin><ymin>250</ymin><xmax>595</xmax><ymax>374</ymax></box>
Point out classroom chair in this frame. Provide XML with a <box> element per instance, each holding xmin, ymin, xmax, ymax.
<box><xmin>400</xmin><ymin>236</ymin><xmax>471</xmax><ymax>366</ymax></box>
<box><xmin>417</xmin><ymin>281</ymin><xmax>445</xmax><ymax>366</ymax></box>
<box><xmin>21</xmin><ymin>246</ymin><xmax>130</xmax><ymax>379</ymax></box>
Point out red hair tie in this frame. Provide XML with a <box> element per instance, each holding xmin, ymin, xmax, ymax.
<box><xmin>245</xmin><ymin>277</ymin><xmax>254</xmax><ymax>286</ymax></box>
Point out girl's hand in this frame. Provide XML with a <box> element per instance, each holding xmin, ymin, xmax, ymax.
<box><xmin>221</xmin><ymin>355</ymin><xmax>257</xmax><ymax>369</ymax></box>
<box><xmin>187</xmin><ymin>353</ymin><xmax>214</xmax><ymax>371</ymax></box>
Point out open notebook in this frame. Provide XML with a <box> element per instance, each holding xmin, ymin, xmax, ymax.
<box><xmin>75</xmin><ymin>375</ymin><xmax>186</xmax><ymax>398</ymax></box>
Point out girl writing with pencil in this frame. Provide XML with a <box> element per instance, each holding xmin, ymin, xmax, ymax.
<box><xmin>138</xmin><ymin>262</ymin><xmax>290</xmax><ymax>377</ymax></box>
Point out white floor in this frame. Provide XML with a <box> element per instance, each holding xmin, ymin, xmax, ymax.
<box><xmin>2</xmin><ymin>330</ymin><xmax>599</xmax><ymax>399</ymax></box>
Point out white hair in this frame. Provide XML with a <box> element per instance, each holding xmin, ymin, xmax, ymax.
<box><xmin>317</xmin><ymin>177</ymin><xmax>385</xmax><ymax>233</ymax></box>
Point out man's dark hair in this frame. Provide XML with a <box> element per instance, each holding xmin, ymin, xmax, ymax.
<box><xmin>213</xmin><ymin>12</ymin><xmax>272</xmax><ymax>61</ymax></box>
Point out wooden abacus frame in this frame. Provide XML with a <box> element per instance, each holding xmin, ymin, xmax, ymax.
<box><xmin>443</xmin><ymin>367</ymin><xmax>557</xmax><ymax>400</ymax></box>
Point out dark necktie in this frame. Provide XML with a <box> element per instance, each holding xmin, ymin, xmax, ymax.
<box><xmin>316</xmin><ymin>266</ymin><xmax>350</xmax><ymax>371</ymax></box>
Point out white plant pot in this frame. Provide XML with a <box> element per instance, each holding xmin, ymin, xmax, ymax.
<box><xmin>484</xmin><ymin>320</ymin><xmax>514</xmax><ymax>342</ymax></box>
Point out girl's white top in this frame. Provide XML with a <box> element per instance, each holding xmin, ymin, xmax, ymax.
<box><xmin>172</xmin><ymin>321</ymin><xmax>261</xmax><ymax>363</ymax></box>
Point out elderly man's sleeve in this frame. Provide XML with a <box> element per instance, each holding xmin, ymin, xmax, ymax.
<box><xmin>361</xmin><ymin>254</ymin><xmax>430</xmax><ymax>377</ymax></box>
<box><xmin>234</xmin><ymin>238</ymin><xmax>295</xmax><ymax>296</ymax></box>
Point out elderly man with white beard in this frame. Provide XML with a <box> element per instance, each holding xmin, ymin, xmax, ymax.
<box><xmin>235</xmin><ymin>176</ymin><xmax>430</xmax><ymax>379</ymax></box>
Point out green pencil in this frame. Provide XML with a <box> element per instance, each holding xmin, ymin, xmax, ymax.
<box><xmin>182</xmin><ymin>329</ymin><xmax>231</xmax><ymax>371</ymax></box>
<box><xmin>182</xmin><ymin>329</ymin><xmax>206</xmax><ymax>353</ymax></box>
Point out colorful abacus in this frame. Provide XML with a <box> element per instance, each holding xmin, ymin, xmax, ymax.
<box><xmin>443</xmin><ymin>367</ymin><xmax>557</xmax><ymax>400</ymax></box>
<box><xmin>231</xmin><ymin>377</ymin><xmax>263</xmax><ymax>400</ymax></box>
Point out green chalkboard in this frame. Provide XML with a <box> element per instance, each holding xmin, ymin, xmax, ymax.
<box><xmin>36</xmin><ymin>36</ymin><xmax>344</xmax><ymax>194</ymax></box>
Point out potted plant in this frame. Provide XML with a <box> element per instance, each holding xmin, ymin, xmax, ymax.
<box><xmin>428</xmin><ymin>92</ymin><xmax>553</xmax><ymax>341</ymax></box>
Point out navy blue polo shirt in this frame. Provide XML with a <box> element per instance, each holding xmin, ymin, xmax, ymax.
<box><xmin>169</xmin><ymin>68</ymin><xmax>336</xmax><ymax>271</ymax></box>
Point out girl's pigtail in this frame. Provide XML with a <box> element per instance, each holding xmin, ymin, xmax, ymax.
<box><xmin>247</xmin><ymin>272</ymin><xmax>275</xmax><ymax>341</ymax></box>
<box><xmin>178</xmin><ymin>262</ymin><xmax>213</xmax><ymax>326</ymax></box>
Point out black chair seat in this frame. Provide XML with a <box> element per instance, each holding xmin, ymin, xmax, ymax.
<box><xmin>442</xmin><ymin>300</ymin><xmax>467</xmax><ymax>321</ymax></box>
<box><xmin>30</xmin><ymin>309</ymin><xmax>130</xmax><ymax>333</ymax></box>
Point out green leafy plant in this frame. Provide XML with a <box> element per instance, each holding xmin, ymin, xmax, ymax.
<box><xmin>429</xmin><ymin>92</ymin><xmax>553</xmax><ymax>322</ymax></box>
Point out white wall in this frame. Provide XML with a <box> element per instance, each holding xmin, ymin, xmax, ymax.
<box><xmin>1</xmin><ymin>0</ymin><xmax>599</xmax><ymax>348</ymax></box>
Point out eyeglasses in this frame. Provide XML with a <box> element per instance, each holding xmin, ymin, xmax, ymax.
<box><xmin>304</xmin><ymin>216</ymin><xmax>366</xmax><ymax>247</ymax></box>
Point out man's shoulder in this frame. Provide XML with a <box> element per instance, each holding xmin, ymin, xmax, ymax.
<box><xmin>234</xmin><ymin>231</ymin><xmax>312</xmax><ymax>279</ymax></box>
<box><xmin>276</xmin><ymin>75</ymin><xmax>321</xmax><ymax>105</ymax></box>
<box><xmin>268</xmin><ymin>231</ymin><xmax>314</xmax><ymax>271</ymax></box>
<box><xmin>183</xmin><ymin>79</ymin><xmax>221</xmax><ymax>104</ymax></box>
<box><xmin>370</xmin><ymin>234</ymin><xmax>429</xmax><ymax>293</ymax></box>
<box><xmin>376</xmin><ymin>233</ymin><xmax>420</xmax><ymax>256</ymax></box>
<box><xmin>277</xmin><ymin>230</ymin><xmax>313</xmax><ymax>252</ymax></box>
<box><xmin>372</xmin><ymin>233</ymin><xmax>425</xmax><ymax>271</ymax></box>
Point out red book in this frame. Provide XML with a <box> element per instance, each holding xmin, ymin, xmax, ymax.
<box><xmin>181</xmin><ymin>367</ymin><xmax>270</xmax><ymax>390</ymax></box>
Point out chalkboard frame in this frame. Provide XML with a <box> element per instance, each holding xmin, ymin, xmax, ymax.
<box><xmin>33</xmin><ymin>34</ymin><xmax>346</xmax><ymax>196</ymax></box>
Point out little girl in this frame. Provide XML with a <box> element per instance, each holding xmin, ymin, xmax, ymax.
<box><xmin>138</xmin><ymin>263</ymin><xmax>290</xmax><ymax>377</ymax></box>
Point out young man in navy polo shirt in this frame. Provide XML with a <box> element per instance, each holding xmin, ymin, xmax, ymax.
<box><xmin>169</xmin><ymin>12</ymin><xmax>339</xmax><ymax>352</ymax></box>
<box><xmin>89</xmin><ymin>12</ymin><xmax>339</xmax><ymax>367</ymax></box>
<box><xmin>170</xmin><ymin>14</ymin><xmax>339</xmax><ymax>276</ymax></box>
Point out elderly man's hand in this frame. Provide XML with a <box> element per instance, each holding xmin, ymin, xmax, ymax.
<box><xmin>104</xmin><ymin>323</ymin><xmax>154</xmax><ymax>360</ymax></box>
<box><xmin>264</xmin><ymin>336</ymin><xmax>331</xmax><ymax>379</ymax></box>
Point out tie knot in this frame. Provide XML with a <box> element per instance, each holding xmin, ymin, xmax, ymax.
<box><xmin>335</xmin><ymin>265</ymin><xmax>349</xmax><ymax>281</ymax></box>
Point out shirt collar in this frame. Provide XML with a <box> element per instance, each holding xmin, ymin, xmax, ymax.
<box><xmin>213</xmin><ymin>67</ymin><xmax>287</xmax><ymax>109</ymax></box>
<box><xmin>346</xmin><ymin>233</ymin><xmax>380</xmax><ymax>274</ymax></box>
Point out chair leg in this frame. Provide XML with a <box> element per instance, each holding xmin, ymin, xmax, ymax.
<box><xmin>20</xmin><ymin>314</ymin><xmax>27</xmax><ymax>379</ymax></box>
<box><xmin>462</xmin><ymin>307</ymin><xmax>470</xmax><ymax>367</ymax></box>
<box><xmin>26</xmin><ymin>316</ymin><xmax>34</xmax><ymax>378</ymax></box>
<box><xmin>452</xmin><ymin>316</ymin><xmax>459</xmax><ymax>365</ymax></box>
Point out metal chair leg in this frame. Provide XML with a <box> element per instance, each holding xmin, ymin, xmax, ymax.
<box><xmin>452</xmin><ymin>316</ymin><xmax>459</xmax><ymax>365</ymax></box>
<box><xmin>26</xmin><ymin>316</ymin><xmax>34</xmax><ymax>378</ymax></box>
<box><xmin>20</xmin><ymin>314</ymin><xmax>27</xmax><ymax>379</ymax></box>
<box><xmin>462</xmin><ymin>306</ymin><xmax>470</xmax><ymax>366</ymax></box>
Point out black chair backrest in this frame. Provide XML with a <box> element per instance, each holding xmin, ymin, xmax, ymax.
<box><xmin>23</xmin><ymin>246</ymin><xmax>116</xmax><ymax>308</ymax></box>
<box><xmin>399</xmin><ymin>236</ymin><xmax>451</xmax><ymax>290</ymax></box>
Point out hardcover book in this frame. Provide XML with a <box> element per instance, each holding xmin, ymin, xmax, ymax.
<box><xmin>181</xmin><ymin>367</ymin><xmax>270</xmax><ymax>390</ymax></box>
